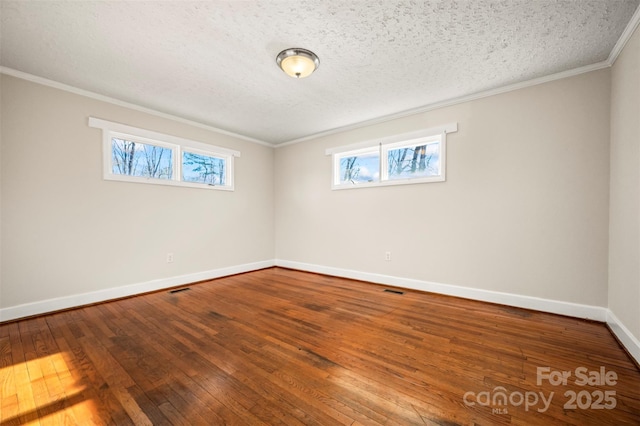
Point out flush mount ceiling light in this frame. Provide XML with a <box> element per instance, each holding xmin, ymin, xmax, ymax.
<box><xmin>276</xmin><ymin>48</ymin><xmax>320</xmax><ymax>78</ymax></box>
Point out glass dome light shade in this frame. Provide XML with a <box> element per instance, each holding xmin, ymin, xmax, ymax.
<box><xmin>276</xmin><ymin>48</ymin><xmax>319</xmax><ymax>78</ymax></box>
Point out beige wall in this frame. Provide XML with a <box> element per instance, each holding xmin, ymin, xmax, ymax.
<box><xmin>275</xmin><ymin>69</ymin><xmax>611</xmax><ymax>306</ymax></box>
<box><xmin>0</xmin><ymin>75</ymin><xmax>274</xmax><ymax>308</ymax></box>
<box><xmin>0</xmin><ymin>52</ymin><xmax>627</xmax><ymax>321</ymax></box>
<box><xmin>609</xmin><ymin>26</ymin><xmax>640</xmax><ymax>340</ymax></box>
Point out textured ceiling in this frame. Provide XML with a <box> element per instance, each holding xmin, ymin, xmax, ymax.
<box><xmin>1</xmin><ymin>1</ymin><xmax>639</xmax><ymax>145</ymax></box>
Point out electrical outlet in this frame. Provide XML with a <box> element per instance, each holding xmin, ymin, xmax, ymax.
<box><xmin>166</xmin><ymin>253</ymin><xmax>174</xmax><ymax>263</ymax></box>
<box><xmin>385</xmin><ymin>251</ymin><xmax>392</xmax><ymax>261</ymax></box>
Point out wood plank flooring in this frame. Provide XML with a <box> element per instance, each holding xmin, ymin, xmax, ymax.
<box><xmin>1</xmin><ymin>267</ymin><xmax>639</xmax><ymax>425</ymax></box>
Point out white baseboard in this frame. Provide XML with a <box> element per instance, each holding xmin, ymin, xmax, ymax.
<box><xmin>3</xmin><ymin>258</ymin><xmax>638</xmax><ymax>366</ymax></box>
<box><xmin>606</xmin><ymin>310</ymin><xmax>640</xmax><ymax>365</ymax></box>
<box><xmin>275</xmin><ymin>259</ymin><xmax>609</xmax><ymax>321</ymax></box>
<box><xmin>0</xmin><ymin>260</ymin><xmax>274</xmax><ymax>322</ymax></box>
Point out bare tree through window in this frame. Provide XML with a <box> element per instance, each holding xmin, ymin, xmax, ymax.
<box><xmin>111</xmin><ymin>138</ymin><xmax>172</xmax><ymax>179</ymax></box>
<box><xmin>387</xmin><ymin>143</ymin><xmax>439</xmax><ymax>180</ymax></box>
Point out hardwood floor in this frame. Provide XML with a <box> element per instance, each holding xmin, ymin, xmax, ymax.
<box><xmin>1</xmin><ymin>267</ymin><xmax>639</xmax><ymax>425</ymax></box>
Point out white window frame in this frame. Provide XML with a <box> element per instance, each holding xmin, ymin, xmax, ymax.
<box><xmin>326</xmin><ymin>122</ymin><xmax>457</xmax><ymax>190</ymax></box>
<box><xmin>89</xmin><ymin>117</ymin><xmax>240</xmax><ymax>191</ymax></box>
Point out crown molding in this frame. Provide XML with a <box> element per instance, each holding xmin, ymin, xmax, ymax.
<box><xmin>0</xmin><ymin>66</ymin><xmax>273</xmax><ymax>148</ymax></box>
<box><xmin>276</xmin><ymin>60</ymin><xmax>610</xmax><ymax>147</ymax></box>
<box><xmin>607</xmin><ymin>4</ymin><xmax>640</xmax><ymax>65</ymax></box>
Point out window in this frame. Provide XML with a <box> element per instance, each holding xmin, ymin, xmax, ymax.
<box><xmin>182</xmin><ymin>150</ymin><xmax>226</xmax><ymax>186</ymax></box>
<box><xmin>111</xmin><ymin>137</ymin><xmax>173</xmax><ymax>180</ymax></box>
<box><xmin>335</xmin><ymin>146</ymin><xmax>380</xmax><ymax>185</ymax></box>
<box><xmin>89</xmin><ymin>117</ymin><xmax>239</xmax><ymax>190</ymax></box>
<box><xmin>327</xmin><ymin>123</ymin><xmax>457</xmax><ymax>190</ymax></box>
<box><xmin>382</xmin><ymin>136</ymin><xmax>442</xmax><ymax>181</ymax></box>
